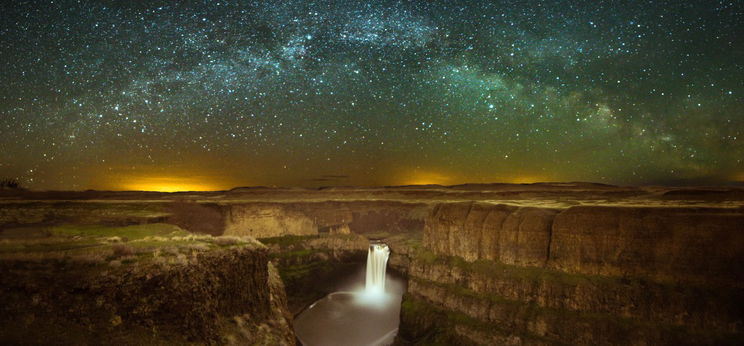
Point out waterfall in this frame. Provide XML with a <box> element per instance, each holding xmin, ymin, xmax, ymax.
<box><xmin>365</xmin><ymin>243</ymin><xmax>390</xmax><ymax>295</ymax></box>
<box><xmin>295</xmin><ymin>241</ymin><xmax>403</xmax><ymax>345</ymax></box>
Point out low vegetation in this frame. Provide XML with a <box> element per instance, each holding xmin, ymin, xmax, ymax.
<box><xmin>0</xmin><ymin>201</ymin><xmax>169</xmax><ymax>227</ymax></box>
<box><xmin>414</xmin><ymin>247</ymin><xmax>619</xmax><ymax>286</ymax></box>
<box><xmin>0</xmin><ymin>223</ymin><xmax>280</xmax><ymax>344</ymax></box>
<box><xmin>48</xmin><ymin>223</ymin><xmax>189</xmax><ymax>240</ymax></box>
<box><xmin>258</xmin><ymin>234</ymin><xmax>319</xmax><ymax>249</ymax></box>
<box><xmin>256</xmin><ymin>233</ymin><xmax>368</xmax><ymax>315</ymax></box>
<box><xmin>0</xmin><ymin>223</ymin><xmax>262</xmax><ymax>266</ymax></box>
<box><xmin>0</xmin><ymin>178</ymin><xmax>22</xmax><ymax>190</ymax></box>
<box><xmin>399</xmin><ymin>295</ymin><xmax>532</xmax><ymax>346</ymax></box>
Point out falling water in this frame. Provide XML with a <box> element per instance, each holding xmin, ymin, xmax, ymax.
<box><xmin>365</xmin><ymin>243</ymin><xmax>390</xmax><ymax>295</ymax></box>
<box><xmin>294</xmin><ymin>241</ymin><xmax>402</xmax><ymax>345</ymax></box>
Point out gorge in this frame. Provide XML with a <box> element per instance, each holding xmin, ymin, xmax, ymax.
<box><xmin>293</xmin><ymin>242</ymin><xmax>401</xmax><ymax>346</ymax></box>
<box><xmin>0</xmin><ymin>183</ymin><xmax>743</xmax><ymax>345</ymax></box>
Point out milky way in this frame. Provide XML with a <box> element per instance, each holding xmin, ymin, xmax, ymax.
<box><xmin>1</xmin><ymin>1</ymin><xmax>743</xmax><ymax>189</ymax></box>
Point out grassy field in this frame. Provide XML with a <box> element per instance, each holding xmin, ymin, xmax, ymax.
<box><xmin>0</xmin><ymin>223</ymin><xmax>262</xmax><ymax>267</ymax></box>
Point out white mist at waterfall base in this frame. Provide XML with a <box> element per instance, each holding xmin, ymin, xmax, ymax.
<box><xmin>293</xmin><ymin>243</ymin><xmax>403</xmax><ymax>346</ymax></box>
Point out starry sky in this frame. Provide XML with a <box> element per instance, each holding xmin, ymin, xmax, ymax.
<box><xmin>1</xmin><ymin>0</ymin><xmax>743</xmax><ymax>190</ymax></box>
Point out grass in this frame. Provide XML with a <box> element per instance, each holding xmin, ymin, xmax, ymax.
<box><xmin>0</xmin><ymin>201</ymin><xmax>169</xmax><ymax>225</ymax></box>
<box><xmin>278</xmin><ymin>261</ymin><xmax>333</xmax><ymax>282</ymax></box>
<box><xmin>405</xmin><ymin>279</ymin><xmax>744</xmax><ymax>345</ymax></box>
<box><xmin>413</xmin><ymin>247</ymin><xmax>617</xmax><ymax>286</ymax></box>
<box><xmin>258</xmin><ymin>235</ymin><xmax>318</xmax><ymax>249</ymax></box>
<box><xmin>400</xmin><ymin>296</ymin><xmax>551</xmax><ymax>345</ymax></box>
<box><xmin>0</xmin><ymin>238</ymin><xmax>102</xmax><ymax>254</ymax></box>
<box><xmin>258</xmin><ymin>233</ymin><xmax>365</xmax><ymax>249</ymax></box>
<box><xmin>411</xmin><ymin>247</ymin><xmax>744</xmax><ymax>313</ymax></box>
<box><xmin>266</xmin><ymin>245</ymin><xmax>330</xmax><ymax>282</ymax></box>
<box><xmin>363</xmin><ymin>231</ymin><xmax>392</xmax><ymax>239</ymax></box>
<box><xmin>401</xmin><ymin>292</ymin><xmax>606</xmax><ymax>345</ymax></box>
<box><xmin>49</xmin><ymin>223</ymin><xmax>189</xmax><ymax>241</ymax></box>
<box><xmin>411</xmin><ymin>277</ymin><xmax>524</xmax><ymax>307</ymax></box>
<box><xmin>256</xmin><ymin>233</ymin><xmax>369</xmax><ymax>314</ymax></box>
<box><xmin>0</xmin><ymin>223</ymin><xmax>261</xmax><ymax>266</ymax></box>
<box><xmin>275</xmin><ymin>248</ymin><xmax>317</xmax><ymax>258</ymax></box>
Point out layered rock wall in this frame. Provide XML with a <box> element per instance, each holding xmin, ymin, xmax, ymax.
<box><xmin>549</xmin><ymin>206</ymin><xmax>744</xmax><ymax>285</ymax></box>
<box><xmin>224</xmin><ymin>204</ymin><xmax>319</xmax><ymax>238</ymax></box>
<box><xmin>403</xmin><ymin>202</ymin><xmax>744</xmax><ymax>345</ymax></box>
<box><xmin>224</xmin><ymin>201</ymin><xmax>429</xmax><ymax>238</ymax></box>
<box><xmin>0</xmin><ymin>245</ymin><xmax>295</xmax><ymax>344</ymax></box>
<box><xmin>424</xmin><ymin>203</ymin><xmax>558</xmax><ymax>265</ymax></box>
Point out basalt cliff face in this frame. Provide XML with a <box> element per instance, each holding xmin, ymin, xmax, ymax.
<box><xmin>0</xmin><ymin>239</ymin><xmax>294</xmax><ymax>345</ymax></box>
<box><xmin>423</xmin><ymin>203</ymin><xmax>558</xmax><ymax>265</ymax></box>
<box><xmin>223</xmin><ymin>201</ymin><xmax>429</xmax><ymax>238</ymax></box>
<box><xmin>225</xmin><ymin>203</ymin><xmax>320</xmax><ymax>238</ymax></box>
<box><xmin>549</xmin><ymin>206</ymin><xmax>744</xmax><ymax>285</ymax></box>
<box><xmin>400</xmin><ymin>202</ymin><xmax>744</xmax><ymax>345</ymax></box>
<box><xmin>2</xmin><ymin>184</ymin><xmax>744</xmax><ymax>345</ymax></box>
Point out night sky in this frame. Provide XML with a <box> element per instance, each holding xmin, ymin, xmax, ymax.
<box><xmin>1</xmin><ymin>1</ymin><xmax>743</xmax><ymax>191</ymax></box>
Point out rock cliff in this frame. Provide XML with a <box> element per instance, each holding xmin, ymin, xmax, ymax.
<box><xmin>2</xmin><ymin>185</ymin><xmax>743</xmax><ymax>344</ymax></box>
<box><xmin>423</xmin><ymin>203</ymin><xmax>558</xmax><ymax>265</ymax></box>
<box><xmin>402</xmin><ymin>202</ymin><xmax>744</xmax><ymax>345</ymax></box>
<box><xmin>0</xmin><ymin>235</ymin><xmax>294</xmax><ymax>345</ymax></box>
<box><xmin>260</xmin><ymin>233</ymin><xmax>369</xmax><ymax>314</ymax></box>
<box><xmin>549</xmin><ymin>206</ymin><xmax>744</xmax><ymax>285</ymax></box>
<box><xmin>225</xmin><ymin>203</ymin><xmax>319</xmax><ymax>238</ymax></box>
<box><xmin>224</xmin><ymin>201</ymin><xmax>429</xmax><ymax>238</ymax></box>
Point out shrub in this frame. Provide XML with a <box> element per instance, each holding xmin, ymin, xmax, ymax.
<box><xmin>0</xmin><ymin>178</ymin><xmax>22</xmax><ymax>190</ymax></box>
<box><xmin>112</xmin><ymin>244</ymin><xmax>134</xmax><ymax>258</ymax></box>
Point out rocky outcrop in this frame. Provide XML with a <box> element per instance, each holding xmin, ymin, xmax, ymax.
<box><xmin>260</xmin><ymin>234</ymin><xmax>369</xmax><ymax>314</ymax></box>
<box><xmin>0</xmin><ymin>242</ymin><xmax>294</xmax><ymax>344</ymax></box>
<box><xmin>223</xmin><ymin>201</ymin><xmax>429</xmax><ymax>239</ymax></box>
<box><xmin>423</xmin><ymin>203</ymin><xmax>558</xmax><ymax>266</ymax></box>
<box><xmin>345</xmin><ymin>201</ymin><xmax>429</xmax><ymax>234</ymax></box>
<box><xmin>167</xmin><ymin>201</ymin><xmax>225</xmax><ymax>235</ymax></box>
<box><xmin>406</xmin><ymin>257</ymin><xmax>743</xmax><ymax>339</ymax></box>
<box><xmin>386</xmin><ymin>233</ymin><xmax>421</xmax><ymax>274</ymax></box>
<box><xmin>402</xmin><ymin>202</ymin><xmax>744</xmax><ymax>345</ymax></box>
<box><xmin>0</xmin><ymin>199</ymin><xmax>430</xmax><ymax>241</ymax></box>
<box><xmin>549</xmin><ymin>206</ymin><xmax>744</xmax><ymax>286</ymax></box>
<box><xmin>405</xmin><ymin>278</ymin><xmax>739</xmax><ymax>346</ymax></box>
<box><xmin>225</xmin><ymin>204</ymin><xmax>319</xmax><ymax>238</ymax></box>
<box><xmin>222</xmin><ymin>262</ymin><xmax>295</xmax><ymax>345</ymax></box>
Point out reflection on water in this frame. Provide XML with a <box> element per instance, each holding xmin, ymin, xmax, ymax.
<box><xmin>293</xmin><ymin>276</ymin><xmax>405</xmax><ymax>346</ymax></box>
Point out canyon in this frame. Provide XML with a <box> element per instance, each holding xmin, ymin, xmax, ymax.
<box><xmin>0</xmin><ymin>183</ymin><xmax>742</xmax><ymax>345</ymax></box>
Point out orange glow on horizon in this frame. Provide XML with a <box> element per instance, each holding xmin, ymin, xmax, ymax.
<box><xmin>97</xmin><ymin>169</ymin><xmax>554</xmax><ymax>191</ymax></box>
<box><xmin>396</xmin><ymin>170</ymin><xmax>550</xmax><ymax>186</ymax></box>
<box><xmin>505</xmin><ymin>175</ymin><xmax>547</xmax><ymax>184</ymax></box>
<box><xmin>116</xmin><ymin>176</ymin><xmax>227</xmax><ymax>192</ymax></box>
<box><xmin>399</xmin><ymin>171</ymin><xmax>455</xmax><ymax>186</ymax></box>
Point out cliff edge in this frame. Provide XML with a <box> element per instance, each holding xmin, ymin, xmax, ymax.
<box><xmin>402</xmin><ymin>202</ymin><xmax>744</xmax><ymax>345</ymax></box>
<box><xmin>0</xmin><ymin>224</ymin><xmax>294</xmax><ymax>345</ymax></box>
